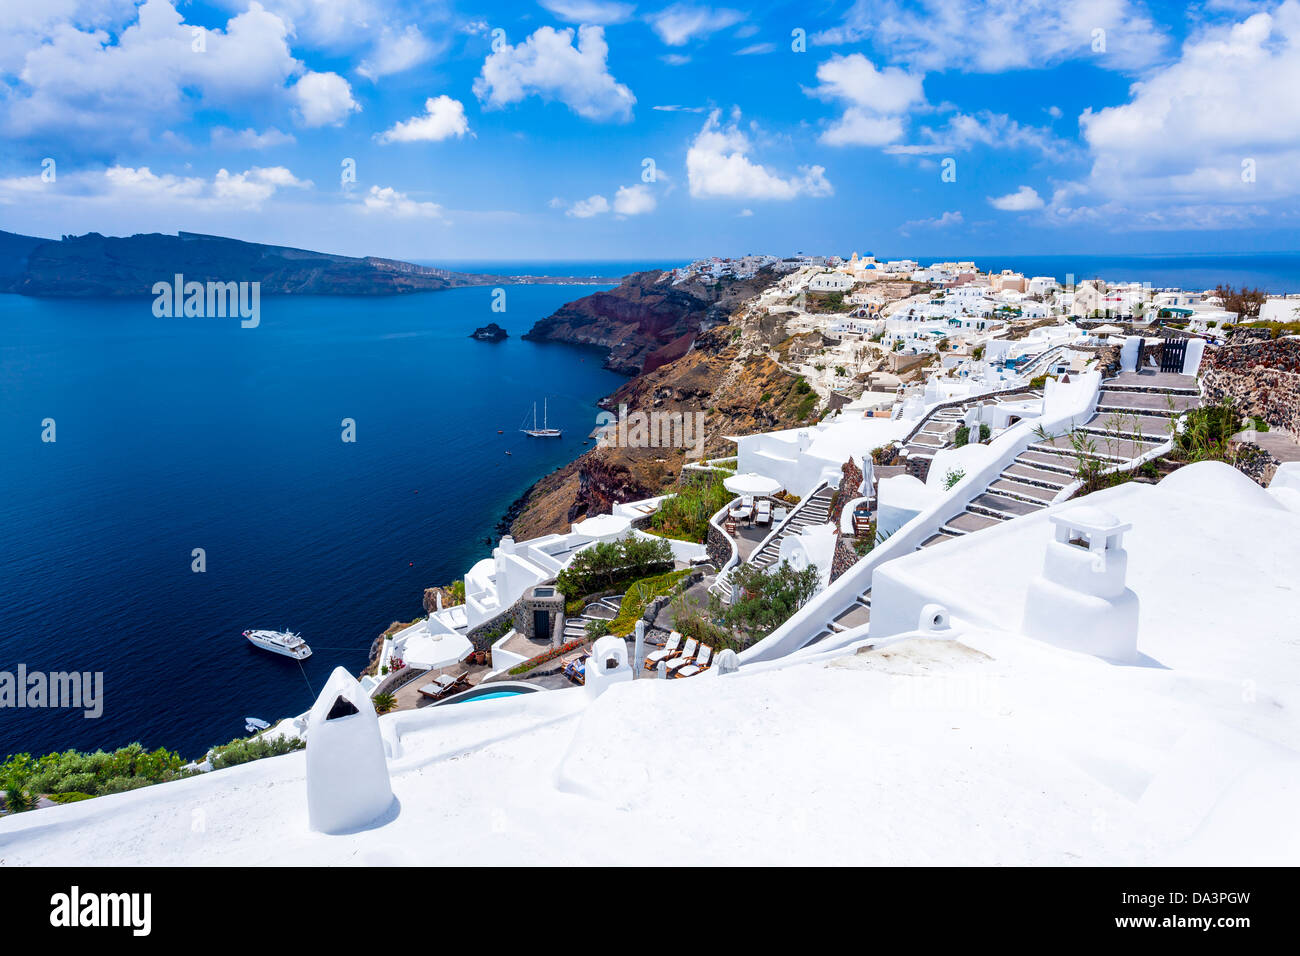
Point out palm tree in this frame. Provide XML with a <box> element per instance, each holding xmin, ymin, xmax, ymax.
<box><xmin>372</xmin><ymin>692</ymin><xmax>397</xmax><ymax>715</ymax></box>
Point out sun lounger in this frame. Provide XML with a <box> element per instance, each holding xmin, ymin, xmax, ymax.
<box><xmin>755</xmin><ymin>500</ymin><xmax>772</xmax><ymax>526</ymax></box>
<box><xmin>664</xmin><ymin>638</ymin><xmax>699</xmax><ymax>675</ymax></box>
<box><xmin>673</xmin><ymin>645</ymin><xmax>714</xmax><ymax>678</ymax></box>
<box><xmin>561</xmin><ymin>649</ymin><xmax>590</xmax><ymax>683</ymax></box>
<box><xmin>418</xmin><ymin>671</ymin><xmax>466</xmax><ymax>700</ymax></box>
<box><xmin>644</xmin><ymin>631</ymin><xmax>682</xmax><ymax>670</ymax></box>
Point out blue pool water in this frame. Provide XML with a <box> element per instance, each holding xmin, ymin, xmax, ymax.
<box><xmin>0</xmin><ymin>285</ymin><xmax>622</xmax><ymax>759</ymax></box>
<box><xmin>465</xmin><ymin>691</ymin><xmax>522</xmax><ymax>702</ymax></box>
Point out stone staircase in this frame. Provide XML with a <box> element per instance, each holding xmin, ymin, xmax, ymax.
<box><xmin>915</xmin><ymin>379</ymin><xmax>1198</xmax><ymax>552</ymax></box>
<box><xmin>784</xmin><ymin>376</ymin><xmax>1199</xmax><ymax>652</ymax></box>
<box><xmin>710</xmin><ymin>485</ymin><xmax>835</xmax><ymax>602</ymax></box>
<box><xmin>901</xmin><ymin>388</ymin><xmax>1044</xmax><ymax>460</ymax></box>
<box><xmin>748</xmin><ymin>486</ymin><xmax>835</xmax><ymax>570</ymax></box>
<box><xmin>561</xmin><ymin>595</ymin><xmax>624</xmax><ymax>641</ymax></box>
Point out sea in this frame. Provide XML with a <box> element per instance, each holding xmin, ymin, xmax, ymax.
<box><xmin>0</xmin><ymin>272</ymin><xmax>654</xmax><ymax>760</ymax></box>
<box><xmin>2</xmin><ymin>251</ymin><xmax>1296</xmax><ymax>761</ymax></box>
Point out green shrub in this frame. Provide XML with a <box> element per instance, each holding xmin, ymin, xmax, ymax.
<box><xmin>556</xmin><ymin>533</ymin><xmax>675</xmax><ymax>600</ymax></box>
<box><xmin>709</xmin><ymin>560</ymin><xmax>820</xmax><ymax>641</ymax></box>
<box><xmin>943</xmin><ymin>468</ymin><xmax>966</xmax><ymax>490</ymax></box>
<box><xmin>209</xmin><ymin>735</ymin><xmax>306</xmax><ymax>770</ymax></box>
<box><xmin>954</xmin><ymin>425</ymin><xmax>970</xmax><ymax>447</ymax></box>
<box><xmin>2</xmin><ymin>743</ymin><xmax>191</xmax><ymax>805</ymax></box>
<box><xmin>605</xmin><ymin>568</ymin><xmax>692</xmax><ymax>636</ymax></box>
<box><xmin>646</xmin><ymin>473</ymin><xmax>733</xmax><ymax>544</ymax></box>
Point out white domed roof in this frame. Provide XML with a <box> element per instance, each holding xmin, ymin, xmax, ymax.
<box><xmin>1160</xmin><ymin>460</ymin><xmax>1284</xmax><ymax>511</ymax></box>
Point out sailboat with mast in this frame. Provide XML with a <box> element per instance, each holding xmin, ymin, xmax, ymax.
<box><xmin>521</xmin><ymin>398</ymin><xmax>562</xmax><ymax>437</ymax></box>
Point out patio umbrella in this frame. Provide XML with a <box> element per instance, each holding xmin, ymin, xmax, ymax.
<box><xmin>1091</xmin><ymin>324</ymin><xmax>1124</xmax><ymax>335</ymax></box>
<box><xmin>571</xmin><ymin>513</ymin><xmax>632</xmax><ymax>539</ymax></box>
<box><xmin>723</xmin><ymin>472</ymin><xmax>784</xmax><ymax>496</ymax></box>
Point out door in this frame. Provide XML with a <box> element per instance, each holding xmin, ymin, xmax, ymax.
<box><xmin>1160</xmin><ymin>337</ymin><xmax>1187</xmax><ymax>373</ymax></box>
<box><xmin>533</xmin><ymin>609</ymin><xmax>551</xmax><ymax>641</ymax></box>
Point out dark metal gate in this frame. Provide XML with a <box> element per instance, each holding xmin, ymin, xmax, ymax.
<box><xmin>1160</xmin><ymin>336</ymin><xmax>1187</xmax><ymax>373</ymax></box>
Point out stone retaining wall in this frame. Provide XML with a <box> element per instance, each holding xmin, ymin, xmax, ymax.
<box><xmin>1201</xmin><ymin>339</ymin><xmax>1300</xmax><ymax>436</ymax></box>
<box><xmin>829</xmin><ymin>537</ymin><xmax>863</xmax><ymax>583</ymax></box>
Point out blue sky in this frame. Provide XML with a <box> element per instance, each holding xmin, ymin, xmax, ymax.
<box><xmin>1</xmin><ymin>0</ymin><xmax>1297</xmax><ymax>261</ymax></box>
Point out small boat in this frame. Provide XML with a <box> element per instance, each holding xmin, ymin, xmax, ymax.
<box><xmin>497</xmin><ymin>429</ymin><xmax>503</xmax><ymax>434</ymax></box>
<box><xmin>245</xmin><ymin>717</ymin><xmax>271</xmax><ymax>734</ymax></box>
<box><xmin>243</xmin><ymin>628</ymin><xmax>312</xmax><ymax>660</ymax></box>
<box><xmin>521</xmin><ymin>398</ymin><xmax>562</xmax><ymax>438</ymax></box>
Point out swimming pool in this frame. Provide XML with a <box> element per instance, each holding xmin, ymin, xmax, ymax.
<box><xmin>435</xmin><ymin>681</ymin><xmax>541</xmax><ymax>705</ymax></box>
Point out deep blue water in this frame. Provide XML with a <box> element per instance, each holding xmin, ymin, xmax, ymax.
<box><xmin>434</xmin><ymin>255</ymin><xmax>1300</xmax><ymax>293</ymax></box>
<box><xmin>0</xmin><ymin>285</ymin><xmax>623</xmax><ymax>759</ymax></box>
<box><xmin>425</xmin><ymin>259</ymin><xmax>686</xmax><ymax>279</ymax></box>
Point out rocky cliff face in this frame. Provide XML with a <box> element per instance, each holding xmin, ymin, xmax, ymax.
<box><xmin>522</xmin><ymin>268</ymin><xmax>781</xmax><ymax>375</ymax></box>
<box><xmin>508</xmin><ymin>322</ymin><xmax>821</xmax><ymax>540</ymax></box>
<box><xmin>0</xmin><ymin>230</ymin><xmax>610</xmax><ymax>297</ymax></box>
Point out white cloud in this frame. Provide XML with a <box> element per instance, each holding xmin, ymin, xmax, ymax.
<box><xmin>736</xmin><ymin>42</ymin><xmax>775</xmax><ymax>55</ymax></box>
<box><xmin>292</xmin><ymin>70</ymin><xmax>360</xmax><ymax>127</ymax></box>
<box><xmin>377</xmin><ymin>95</ymin><xmax>470</xmax><ymax>144</ymax></box>
<box><xmin>473</xmin><ymin>25</ymin><xmax>635</xmax><ymax>122</ymax></box>
<box><xmin>885</xmin><ymin>111</ymin><xmax>1072</xmax><ymax>160</ymax></box>
<box><xmin>612</xmin><ymin>183</ymin><xmax>656</xmax><ymax>214</ymax></box>
<box><xmin>3</xmin><ymin>0</ymin><xmax>301</xmax><ymax>145</ymax></box>
<box><xmin>12</xmin><ymin>163</ymin><xmax>314</xmax><ymax>210</ymax></box>
<box><xmin>903</xmin><ymin>210</ymin><xmax>963</xmax><ymax>229</ymax></box>
<box><xmin>652</xmin><ymin>104</ymin><xmax>707</xmax><ymax>112</ymax></box>
<box><xmin>539</xmin><ymin>1</ymin><xmax>636</xmax><ymax>24</ymax></box>
<box><xmin>358</xmin><ymin>24</ymin><xmax>438</xmax><ymax>80</ymax></box>
<box><xmin>647</xmin><ymin>4</ymin><xmax>745</xmax><ymax>45</ymax></box>
<box><xmin>210</xmin><ymin>126</ymin><xmax>296</xmax><ymax>150</ymax></box>
<box><xmin>217</xmin><ymin>0</ymin><xmax>381</xmax><ymax>50</ymax></box>
<box><xmin>213</xmin><ymin>165</ymin><xmax>311</xmax><ymax>205</ymax></box>
<box><xmin>815</xmin><ymin>0</ymin><xmax>1168</xmax><ymax>72</ymax></box>
<box><xmin>567</xmin><ymin>194</ymin><xmax>610</xmax><ymax>217</ymax></box>
<box><xmin>687</xmin><ymin>109</ymin><xmax>832</xmax><ymax>200</ymax></box>
<box><xmin>361</xmin><ymin>185</ymin><xmax>446</xmax><ymax>219</ymax></box>
<box><xmin>822</xmin><ymin>110</ymin><xmax>907</xmax><ymax>147</ymax></box>
<box><xmin>103</xmin><ymin>165</ymin><xmax>205</xmax><ymax>200</ymax></box>
<box><xmin>1054</xmin><ymin>1</ymin><xmax>1300</xmax><ymax>229</ymax></box>
<box><xmin>989</xmin><ymin>185</ymin><xmax>1044</xmax><ymax>210</ymax></box>
<box><xmin>806</xmin><ymin>53</ymin><xmax>925</xmax><ymax>147</ymax></box>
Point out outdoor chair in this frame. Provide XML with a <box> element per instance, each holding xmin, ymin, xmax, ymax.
<box><xmin>673</xmin><ymin>645</ymin><xmax>714</xmax><ymax>678</ymax></box>
<box><xmin>418</xmin><ymin>671</ymin><xmax>464</xmax><ymax>700</ymax></box>
<box><xmin>755</xmin><ymin>500</ymin><xmax>772</xmax><ymax>526</ymax></box>
<box><xmin>664</xmin><ymin>638</ymin><xmax>700</xmax><ymax>675</ymax></box>
<box><xmin>644</xmin><ymin>631</ymin><xmax>682</xmax><ymax>669</ymax></box>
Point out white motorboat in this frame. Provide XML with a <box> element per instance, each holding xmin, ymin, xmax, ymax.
<box><xmin>243</xmin><ymin>628</ymin><xmax>312</xmax><ymax>660</ymax></box>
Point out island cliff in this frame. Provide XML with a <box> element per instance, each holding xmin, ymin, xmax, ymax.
<box><xmin>0</xmin><ymin>230</ymin><xmax>612</xmax><ymax>297</ymax></box>
<box><xmin>521</xmin><ymin>267</ymin><xmax>780</xmax><ymax>375</ymax></box>
<box><xmin>506</xmin><ymin>311</ymin><xmax>822</xmax><ymax>541</ymax></box>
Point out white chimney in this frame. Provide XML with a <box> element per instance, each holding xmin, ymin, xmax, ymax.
<box><xmin>1022</xmin><ymin>507</ymin><xmax>1139</xmax><ymax>663</ymax></box>
<box><xmin>305</xmin><ymin>667</ymin><xmax>394</xmax><ymax>834</ymax></box>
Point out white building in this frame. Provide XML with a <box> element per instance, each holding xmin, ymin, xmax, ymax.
<box><xmin>7</xmin><ymin>461</ymin><xmax>1300</xmax><ymax>866</ymax></box>
<box><xmin>808</xmin><ymin>272</ymin><xmax>855</xmax><ymax>293</ymax></box>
